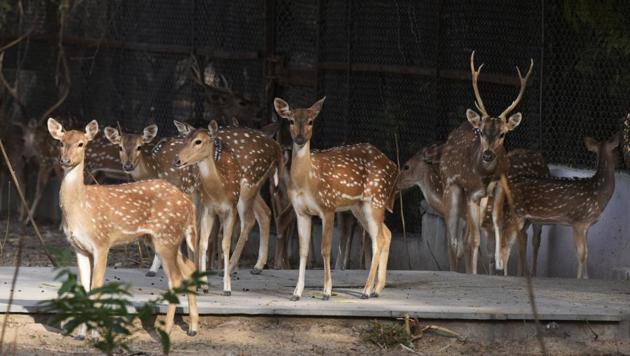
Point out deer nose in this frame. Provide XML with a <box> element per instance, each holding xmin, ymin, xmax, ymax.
<box><xmin>174</xmin><ymin>158</ymin><xmax>182</xmax><ymax>167</ymax></box>
<box><xmin>59</xmin><ymin>158</ymin><xmax>71</xmax><ymax>166</ymax></box>
<box><xmin>482</xmin><ymin>150</ymin><xmax>496</xmax><ymax>162</ymax></box>
<box><xmin>295</xmin><ymin>136</ymin><xmax>306</xmax><ymax>145</ymax></box>
<box><xmin>123</xmin><ymin>162</ymin><xmax>134</xmax><ymax>171</ymax></box>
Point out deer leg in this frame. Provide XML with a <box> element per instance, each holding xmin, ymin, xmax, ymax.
<box><xmin>353</xmin><ymin>206</ymin><xmax>381</xmax><ymax>299</ymax></box>
<box><xmin>220</xmin><ymin>210</ymin><xmax>236</xmax><ymax>295</ymax></box>
<box><xmin>89</xmin><ymin>247</ymin><xmax>110</xmax><ymax>341</ymax></box>
<box><xmin>320</xmin><ymin>211</ymin><xmax>335</xmax><ymax>299</ymax></box>
<box><xmin>157</xmin><ymin>248</ymin><xmax>183</xmax><ymax>335</ymax></box>
<box><xmin>75</xmin><ymin>252</ymin><xmax>93</xmax><ymax>340</ymax></box>
<box><xmin>517</xmin><ymin>224</ymin><xmax>529</xmax><ymax>277</ymax></box>
<box><xmin>492</xmin><ymin>184</ymin><xmax>506</xmax><ymax>271</ymax></box>
<box><xmin>444</xmin><ymin>185</ymin><xmax>464</xmax><ymax>271</ymax></box>
<box><xmin>374</xmin><ymin>223</ymin><xmax>392</xmax><ymax>296</ymax></box>
<box><xmin>147</xmin><ymin>254</ymin><xmax>162</xmax><ymax>277</ymax></box>
<box><xmin>573</xmin><ymin>223</ymin><xmax>590</xmax><ymax>279</ymax></box>
<box><xmin>291</xmin><ymin>212</ymin><xmax>312</xmax><ymax>301</ymax></box>
<box><xmin>531</xmin><ymin>224</ymin><xmax>542</xmax><ymax>277</ymax></box>
<box><xmin>335</xmin><ymin>212</ymin><xmax>353</xmax><ymax>270</ymax></box>
<box><xmin>176</xmin><ymin>249</ymin><xmax>199</xmax><ymax>336</ymax></box>
<box><xmin>251</xmin><ymin>194</ymin><xmax>271</xmax><ymax>274</ymax></box>
<box><xmin>466</xmin><ymin>200</ymin><xmax>481</xmax><ymax>274</ymax></box>
<box><xmin>229</xmin><ymin>199</ymin><xmax>257</xmax><ymax>274</ymax></box>
<box><xmin>198</xmin><ymin>207</ymin><xmax>215</xmax><ymax>293</ymax></box>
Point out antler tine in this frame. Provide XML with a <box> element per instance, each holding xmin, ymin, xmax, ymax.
<box><xmin>500</xmin><ymin>58</ymin><xmax>534</xmax><ymax>119</ymax></box>
<box><xmin>470</xmin><ymin>51</ymin><xmax>489</xmax><ymax>118</ymax></box>
<box><xmin>0</xmin><ymin>52</ymin><xmax>28</xmax><ymax>119</ymax></box>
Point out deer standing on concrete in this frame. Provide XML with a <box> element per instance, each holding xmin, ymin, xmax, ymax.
<box><xmin>175</xmin><ymin>120</ymin><xmax>282</xmax><ymax>295</ymax></box>
<box><xmin>47</xmin><ymin>118</ymin><xmax>199</xmax><ymax>338</ymax></box>
<box><xmin>104</xmin><ymin>123</ymin><xmax>200</xmax><ymax>276</ymax></box>
<box><xmin>399</xmin><ymin>145</ymin><xmax>548</xmax><ymax>274</ymax></box>
<box><xmin>498</xmin><ymin>134</ymin><xmax>619</xmax><ymax>279</ymax></box>
<box><xmin>439</xmin><ymin>51</ymin><xmax>533</xmax><ymax>273</ymax></box>
<box><xmin>274</xmin><ymin>97</ymin><xmax>399</xmax><ymax>300</ymax></box>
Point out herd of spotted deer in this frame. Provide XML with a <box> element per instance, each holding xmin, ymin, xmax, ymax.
<box><xmin>3</xmin><ymin>51</ymin><xmax>622</xmax><ymax>338</ymax></box>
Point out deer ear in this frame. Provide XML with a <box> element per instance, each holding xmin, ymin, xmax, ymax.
<box><xmin>85</xmin><ymin>120</ymin><xmax>99</xmax><ymax>141</ymax></box>
<box><xmin>308</xmin><ymin>97</ymin><xmax>326</xmax><ymax>117</ymax></box>
<box><xmin>273</xmin><ymin>98</ymin><xmax>292</xmax><ymax>119</ymax></box>
<box><xmin>103</xmin><ymin>126</ymin><xmax>121</xmax><ymax>145</ymax></box>
<box><xmin>466</xmin><ymin>109</ymin><xmax>481</xmax><ymax>128</ymax></box>
<box><xmin>142</xmin><ymin>124</ymin><xmax>158</xmax><ymax>143</ymax></box>
<box><xmin>584</xmin><ymin>136</ymin><xmax>600</xmax><ymax>153</ymax></box>
<box><xmin>47</xmin><ymin>118</ymin><xmax>65</xmax><ymax>141</ymax></box>
<box><xmin>173</xmin><ymin>120</ymin><xmax>194</xmax><ymax>136</ymax></box>
<box><xmin>231</xmin><ymin>116</ymin><xmax>240</xmax><ymax>127</ymax></box>
<box><xmin>607</xmin><ymin>131</ymin><xmax>621</xmax><ymax>149</ymax></box>
<box><xmin>208</xmin><ymin>120</ymin><xmax>219</xmax><ymax>138</ymax></box>
<box><xmin>261</xmin><ymin>121</ymin><xmax>281</xmax><ymax>138</ymax></box>
<box><xmin>506</xmin><ymin>113</ymin><xmax>522</xmax><ymax>131</ymax></box>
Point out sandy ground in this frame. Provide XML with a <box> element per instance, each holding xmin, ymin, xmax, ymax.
<box><xmin>1</xmin><ymin>315</ymin><xmax>630</xmax><ymax>355</ymax></box>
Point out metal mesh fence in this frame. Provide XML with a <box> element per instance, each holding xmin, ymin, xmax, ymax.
<box><xmin>1</xmin><ymin>0</ymin><xmax>628</xmax><ymax>231</ymax></box>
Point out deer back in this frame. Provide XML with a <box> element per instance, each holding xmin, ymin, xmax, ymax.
<box><xmin>310</xmin><ymin>143</ymin><xmax>399</xmax><ymax>212</ymax></box>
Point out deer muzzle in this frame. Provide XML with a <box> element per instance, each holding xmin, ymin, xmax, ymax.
<box><xmin>123</xmin><ymin>162</ymin><xmax>135</xmax><ymax>172</ymax></box>
<box><xmin>294</xmin><ymin>135</ymin><xmax>306</xmax><ymax>146</ymax></box>
<box><xmin>482</xmin><ymin>150</ymin><xmax>496</xmax><ymax>163</ymax></box>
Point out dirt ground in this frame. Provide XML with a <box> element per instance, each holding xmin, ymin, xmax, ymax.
<box><xmin>1</xmin><ymin>315</ymin><xmax>630</xmax><ymax>355</ymax></box>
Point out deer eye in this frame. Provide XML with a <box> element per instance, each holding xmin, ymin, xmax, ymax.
<box><xmin>194</xmin><ymin>139</ymin><xmax>202</xmax><ymax>145</ymax></box>
<box><xmin>77</xmin><ymin>142</ymin><xmax>84</xmax><ymax>148</ymax></box>
<box><xmin>403</xmin><ymin>165</ymin><xmax>410</xmax><ymax>171</ymax></box>
<box><xmin>289</xmin><ymin>120</ymin><xmax>295</xmax><ymax>126</ymax></box>
<box><xmin>137</xmin><ymin>146</ymin><xmax>142</xmax><ymax>151</ymax></box>
<box><xmin>499</xmin><ymin>133</ymin><xmax>506</xmax><ymax>139</ymax></box>
<box><xmin>118</xmin><ymin>146</ymin><xmax>123</xmax><ymax>152</ymax></box>
<box><xmin>307</xmin><ymin>120</ymin><xmax>313</xmax><ymax>126</ymax></box>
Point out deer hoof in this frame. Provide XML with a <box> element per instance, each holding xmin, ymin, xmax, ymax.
<box><xmin>145</xmin><ymin>271</ymin><xmax>157</xmax><ymax>277</ymax></box>
<box><xmin>202</xmin><ymin>287</ymin><xmax>209</xmax><ymax>294</ymax></box>
<box><xmin>223</xmin><ymin>291</ymin><xmax>231</xmax><ymax>296</ymax></box>
<box><xmin>322</xmin><ymin>295</ymin><xmax>330</xmax><ymax>301</ymax></box>
<box><xmin>187</xmin><ymin>330</ymin><xmax>197</xmax><ymax>337</ymax></box>
<box><xmin>360</xmin><ymin>293</ymin><xmax>369</xmax><ymax>300</ymax></box>
<box><xmin>250</xmin><ymin>267</ymin><xmax>263</xmax><ymax>275</ymax></box>
<box><xmin>290</xmin><ymin>295</ymin><xmax>300</xmax><ymax>302</ymax></box>
<box><xmin>73</xmin><ymin>334</ymin><xmax>85</xmax><ymax>341</ymax></box>
<box><xmin>369</xmin><ymin>292</ymin><xmax>379</xmax><ymax>298</ymax></box>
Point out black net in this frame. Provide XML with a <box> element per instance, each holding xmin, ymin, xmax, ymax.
<box><xmin>1</xmin><ymin>0</ymin><xmax>628</xmax><ymax>232</ymax></box>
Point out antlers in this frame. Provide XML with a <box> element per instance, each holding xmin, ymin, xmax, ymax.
<box><xmin>499</xmin><ymin>57</ymin><xmax>534</xmax><ymax>119</ymax></box>
<box><xmin>470</xmin><ymin>51</ymin><xmax>489</xmax><ymax>118</ymax></box>
<box><xmin>470</xmin><ymin>51</ymin><xmax>534</xmax><ymax>119</ymax></box>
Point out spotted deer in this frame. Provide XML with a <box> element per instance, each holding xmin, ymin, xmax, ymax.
<box><xmin>175</xmin><ymin>120</ymin><xmax>282</xmax><ymax>295</ymax></box>
<box><xmin>17</xmin><ymin>116</ymin><xmax>124</xmax><ymax>224</ymax></box>
<box><xmin>498</xmin><ymin>134</ymin><xmax>619</xmax><ymax>279</ymax></box>
<box><xmin>173</xmin><ymin>120</ymin><xmax>279</xmax><ymax>279</ymax></box>
<box><xmin>274</xmin><ymin>97</ymin><xmax>399</xmax><ymax>300</ymax></box>
<box><xmin>439</xmin><ymin>51</ymin><xmax>533</xmax><ymax>273</ymax></box>
<box><xmin>103</xmin><ymin>123</ymin><xmax>200</xmax><ymax>276</ymax></box>
<box><xmin>47</xmin><ymin>118</ymin><xmax>199</xmax><ymax>338</ymax></box>
<box><xmin>398</xmin><ymin>145</ymin><xmax>547</xmax><ymax>274</ymax></box>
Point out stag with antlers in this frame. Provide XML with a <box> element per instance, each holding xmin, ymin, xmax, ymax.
<box><xmin>439</xmin><ymin>51</ymin><xmax>533</xmax><ymax>273</ymax></box>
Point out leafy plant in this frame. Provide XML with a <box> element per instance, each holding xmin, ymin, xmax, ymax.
<box><xmin>360</xmin><ymin>320</ymin><xmax>413</xmax><ymax>349</ymax></box>
<box><xmin>47</xmin><ymin>246</ymin><xmax>74</xmax><ymax>267</ymax></box>
<box><xmin>38</xmin><ymin>269</ymin><xmax>208</xmax><ymax>355</ymax></box>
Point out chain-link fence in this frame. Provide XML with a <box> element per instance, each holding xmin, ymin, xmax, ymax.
<box><xmin>1</xmin><ymin>0</ymin><xmax>628</xmax><ymax>231</ymax></box>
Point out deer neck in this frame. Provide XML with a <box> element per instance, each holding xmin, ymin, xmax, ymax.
<box><xmin>592</xmin><ymin>150</ymin><xmax>615</xmax><ymax>197</ymax></box>
<box><xmin>197</xmin><ymin>154</ymin><xmax>230</xmax><ymax>201</ymax></box>
<box><xmin>290</xmin><ymin>141</ymin><xmax>313</xmax><ymax>189</ymax></box>
<box><xmin>131</xmin><ymin>152</ymin><xmax>155</xmax><ymax>180</ymax></box>
<box><xmin>60</xmin><ymin>160</ymin><xmax>87</xmax><ymax>211</ymax></box>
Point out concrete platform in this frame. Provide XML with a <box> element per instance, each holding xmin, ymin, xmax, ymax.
<box><xmin>1</xmin><ymin>267</ymin><xmax>630</xmax><ymax>322</ymax></box>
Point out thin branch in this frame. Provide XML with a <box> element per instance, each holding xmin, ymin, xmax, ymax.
<box><xmin>0</xmin><ymin>140</ymin><xmax>57</xmax><ymax>267</ymax></box>
<box><xmin>394</xmin><ymin>131</ymin><xmax>411</xmax><ymax>270</ymax></box>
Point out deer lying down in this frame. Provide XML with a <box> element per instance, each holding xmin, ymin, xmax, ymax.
<box><xmin>498</xmin><ymin>133</ymin><xmax>620</xmax><ymax>279</ymax></box>
<box><xmin>48</xmin><ymin>118</ymin><xmax>198</xmax><ymax>338</ymax></box>
<box><xmin>398</xmin><ymin>145</ymin><xmax>548</xmax><ymax>275</ymax></box>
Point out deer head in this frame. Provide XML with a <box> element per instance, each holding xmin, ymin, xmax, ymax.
<box><xmin>103</xmin><ymin>124</ymin><xmax>158</xmax><ymax>172</ymax></box>
<box><xmin>273</xmin><ymin>97</ymin><xmax>326</xmax><ymax>147</ymax></box>
<box><xmin>398</xmin><ymin>144</ymin><xmax>443</xmax><ymax>190</ymax></box>
<box><xmin>467</xmin><ymin>51</ymin><xmax>533</xmax><ymax>174</ymax></box>
<box><xmin>174</xmin><ymin>120</ymin><xmax>220</xmax><ymax>168</ymax></box>
<box><xmin>48</xmin><ymin>118</ymin><xmax>98</xmax><ymax>170</ymax></box>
